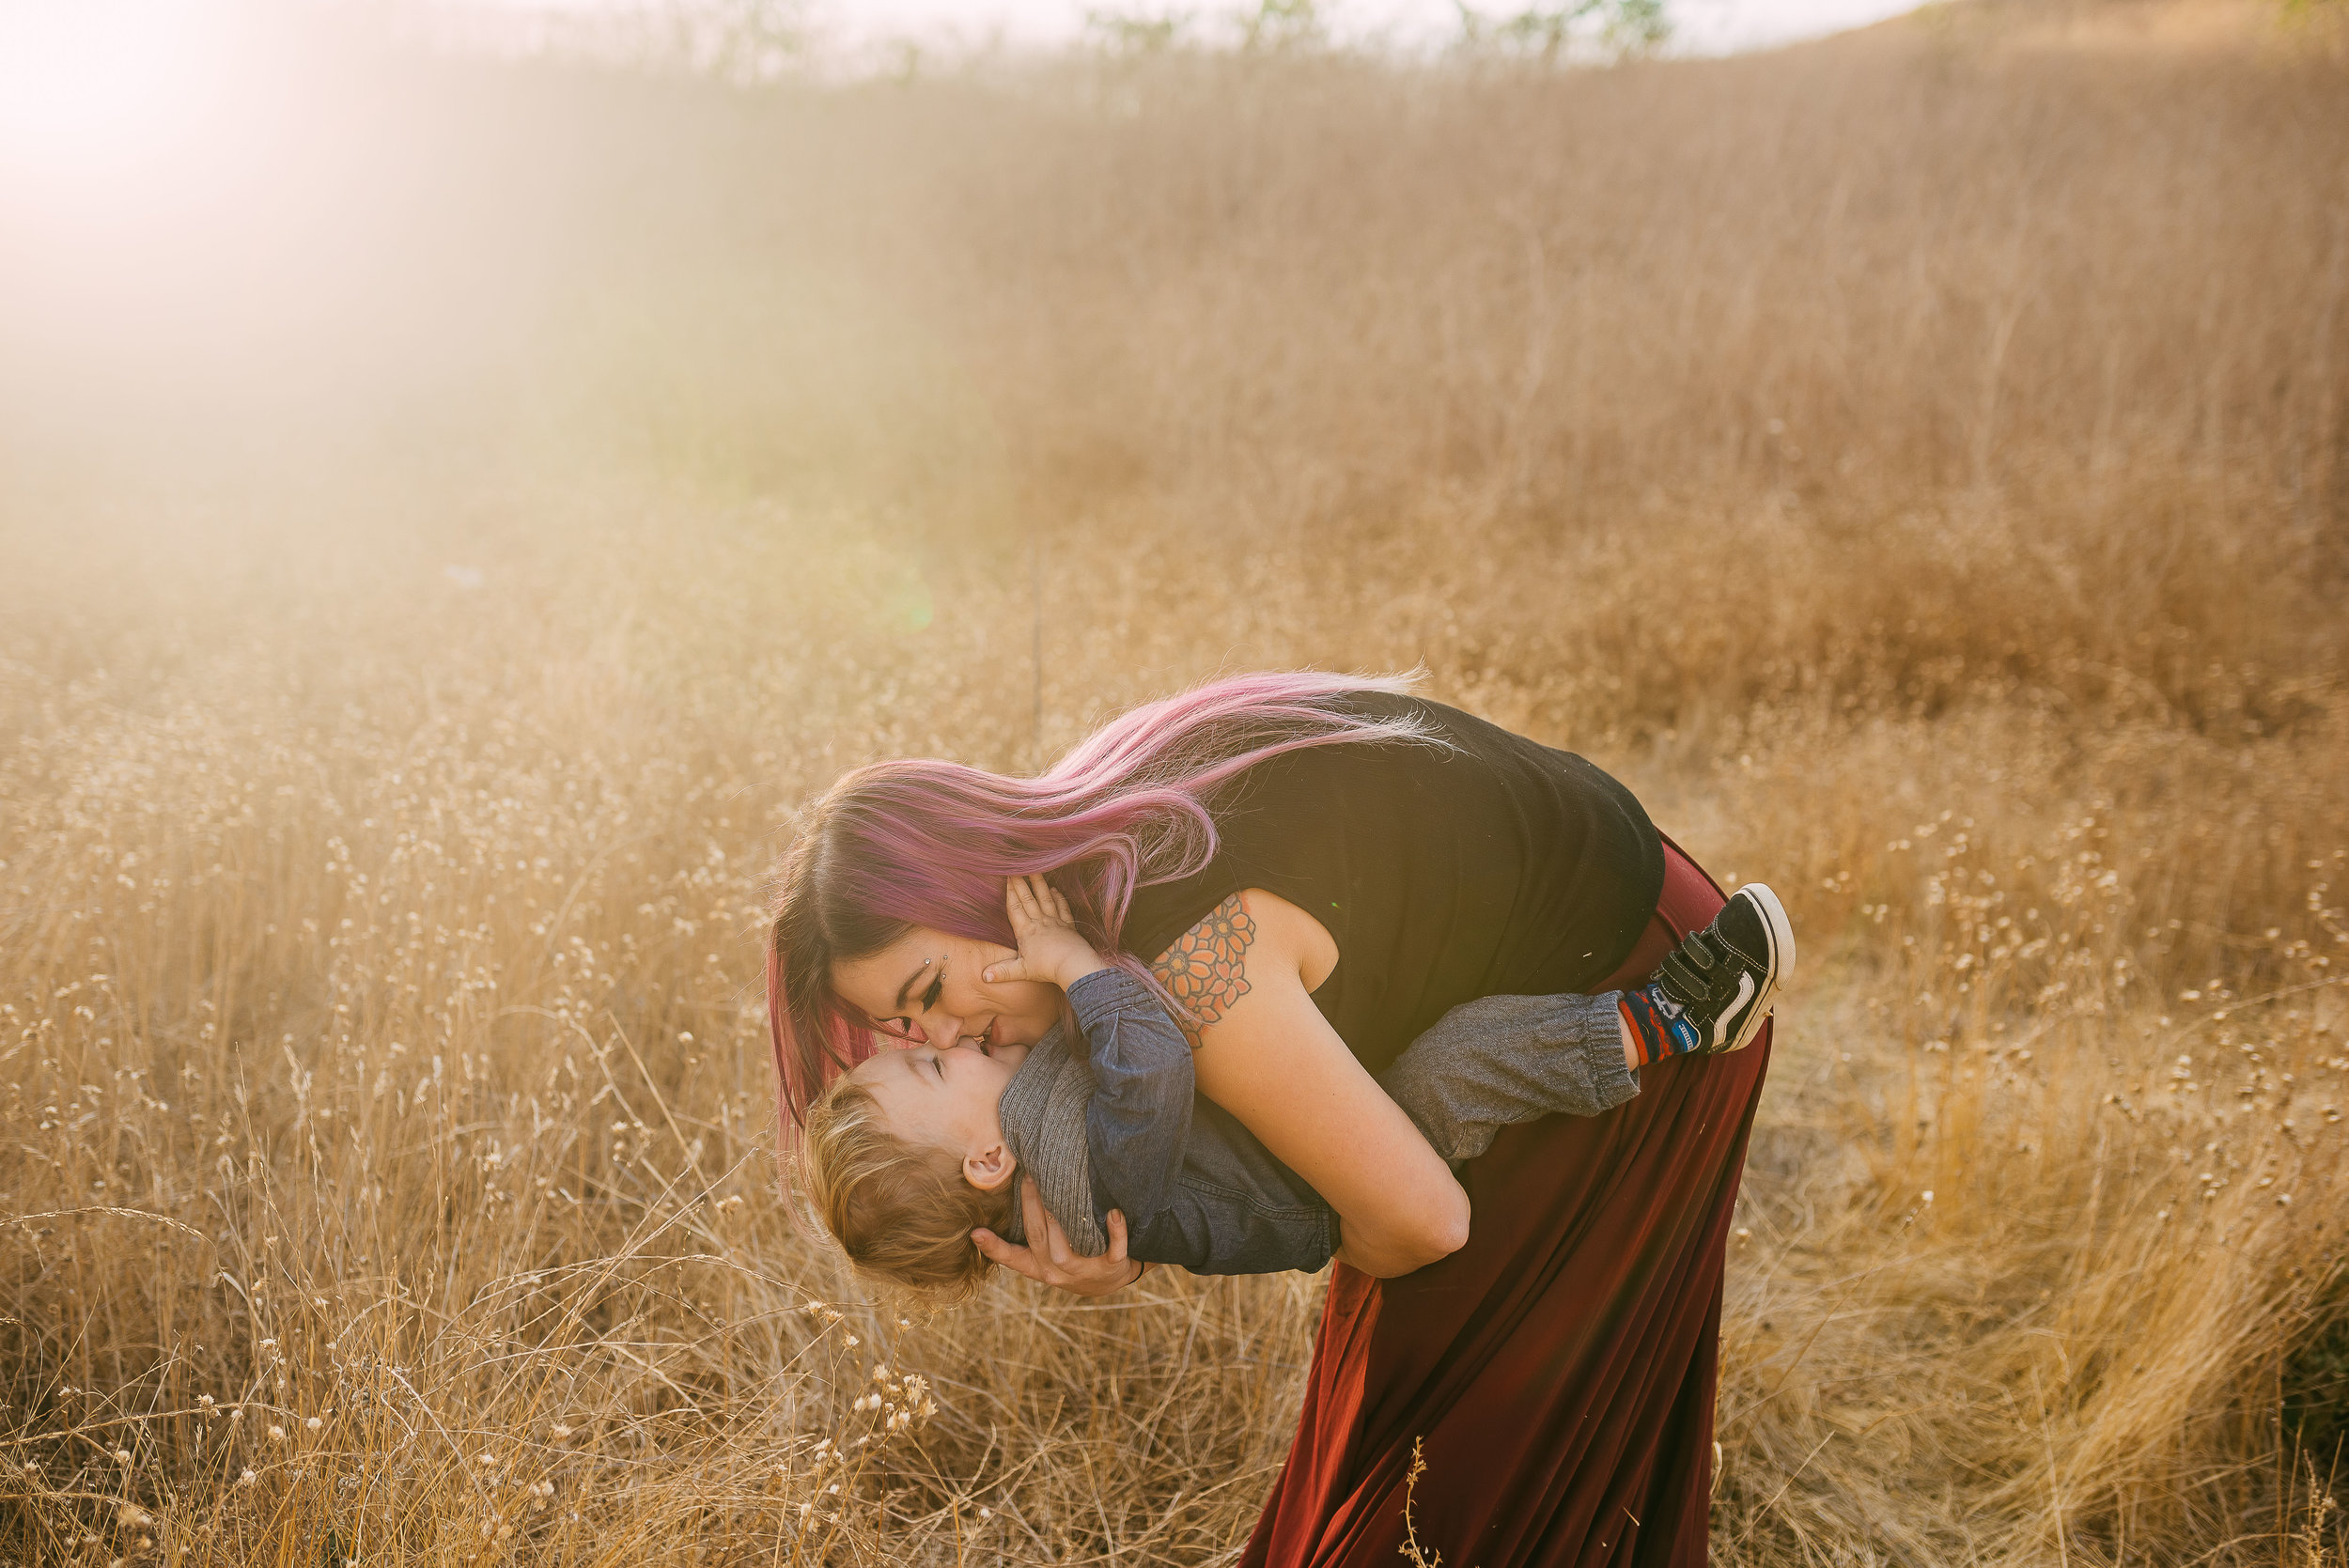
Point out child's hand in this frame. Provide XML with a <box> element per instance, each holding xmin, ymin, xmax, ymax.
<box><xmin>985</xmin><ymin>874</ymin><xmax>1109</xmax><ymax>992</ymax></box>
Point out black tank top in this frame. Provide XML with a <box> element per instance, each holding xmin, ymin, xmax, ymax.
<box><xmin>1119</xmin><ymin>691</ymin><xmax>1665</xmax><ymax>1077</ymax></box>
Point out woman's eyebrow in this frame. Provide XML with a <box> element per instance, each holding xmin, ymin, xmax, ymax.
<box><xmin>891</xmin><ymin>957</ymin><xmax>934</xmax><ymax>1012</ymax></box>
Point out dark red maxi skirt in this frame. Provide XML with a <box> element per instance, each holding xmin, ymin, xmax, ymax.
<box><xmin>1239</xmin><ymin>839</ymin><xmax>1770</xmax><ymax>1568</ymax></box>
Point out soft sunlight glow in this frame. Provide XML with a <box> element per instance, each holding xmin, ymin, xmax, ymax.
<box><xmin>0</xmin><ymin>0</ymin><xmax>236</xmax><ymax>193</ymax></box>
<box><xmin>475</xmin><ymin>0</ymin><xmax>1925</xmax><ymax>61</ymax></box>
<box><xmin>784</xmin><ymin>0</ymin><xmax>1921</xmax><ymax>55</ymax></box>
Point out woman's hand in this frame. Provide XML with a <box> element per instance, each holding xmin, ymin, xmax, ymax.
<box><xmin>971</xmin><ymin>1176</ymin><xmax>1145</xmax><ymax>1296</ymax></box>
<box><xmin>984</xmin><ymin>875</ymin><xmax>1111</xmax><ymax>993</ymax></box>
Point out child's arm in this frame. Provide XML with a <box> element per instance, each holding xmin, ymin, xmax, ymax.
<box><xmin>996</xmin><ymin>879</ymin><xmax>1337</xmax><ymax>1275</ymax></box>
<box><xmin>987</xmin><ymin>876</ymin><xmax>1194</xmax><ymax>1227</ymax></box>
<box><xmin>1376</xmin><ymin>992</ymin><xmax>1640</xmax><ymax>1165</ymax></box>
<box><xmin>1066</xmin><ymin>969</ymin><xmax>1194</xmax><ymax>1223</ymax></box>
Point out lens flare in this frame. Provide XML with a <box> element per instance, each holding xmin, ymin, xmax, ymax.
<box><xmin>0</xmin><ymin>0</ymin><xmax>234</xmax><ymax>193</ymax></box>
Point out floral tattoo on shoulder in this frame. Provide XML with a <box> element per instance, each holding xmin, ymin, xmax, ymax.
<box><xmin>1151</xmin><ymin>891</ymin><xmax>1256</xmax><ymax>1041</ymax></box>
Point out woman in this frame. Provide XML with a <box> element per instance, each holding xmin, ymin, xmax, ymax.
<box><xmin>768</xmin><ymin>671</ymin><xmax>1771</xmax><ymax>1565</ymax></box>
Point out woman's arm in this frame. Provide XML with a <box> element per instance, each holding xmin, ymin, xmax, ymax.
<box><xmin>1154</xmin><ymin>890</ymin><xmax>1470</xmax><ymax>1277</ymax></box>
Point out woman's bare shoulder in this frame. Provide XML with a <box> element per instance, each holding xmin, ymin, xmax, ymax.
<box><xmin>1145</xmin><ymin>887</ymin><xmax>1337</xmax><ymax>1038</ymax></box>
<box><xmin>1144</xmin><ymin>886</ymin><xmax>1461</xmax><ymax>1276</ymax></box>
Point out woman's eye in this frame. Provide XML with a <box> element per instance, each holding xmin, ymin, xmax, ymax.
<box><xmin>921</xmin><ymin>977</ymin><xmax>943</xmax><ymax>1010</ymax></box>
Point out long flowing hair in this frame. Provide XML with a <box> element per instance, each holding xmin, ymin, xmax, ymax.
<box><xmin>766</xmin><ymin>669</ymin><xmax>1428</xmax><ymax>1133</ymax></box>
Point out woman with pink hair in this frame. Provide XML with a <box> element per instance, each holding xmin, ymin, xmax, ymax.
<box><xmin>768</xmin><ymin>671</ymin><xmax>1774</xmax><ymax>1566</ymax></box>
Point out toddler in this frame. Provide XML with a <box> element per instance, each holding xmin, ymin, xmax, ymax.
<box><xmin>801</xmin><ymin>875</ymin><xmax>1792</xmax><ymax>1294</ymax></box>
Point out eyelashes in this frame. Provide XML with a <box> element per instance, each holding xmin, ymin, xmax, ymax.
<box><xmin>921</xmin><ymin>974</ymin><xmax>943</xmax><ymax>1011</ymax></box>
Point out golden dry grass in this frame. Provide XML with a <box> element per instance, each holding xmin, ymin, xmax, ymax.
<box><xmin>4</xmin><ymin>3</ymin><xmax>2348</xmax><ymax>1563</ymax></box>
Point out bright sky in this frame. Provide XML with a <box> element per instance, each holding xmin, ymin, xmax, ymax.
<box><xmin>470</xmin><ymin>0</ymin><xmax>1926</xmax><ymax>56</ymax></box>
<box><xmin>0</xmin><ymin>0</ymin><xmax>1924</xmax><ymax>208</ymax></box>
<box><xmin>800</xmin><ymin>0</ymin><xmax>1923</xmax><ymax>54</ymax></box>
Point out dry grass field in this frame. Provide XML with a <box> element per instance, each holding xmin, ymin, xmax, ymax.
<box><xmin>4</xmin><ymin>1</ymin><xmax>2348</xmax><ymax>1562</ymax></box>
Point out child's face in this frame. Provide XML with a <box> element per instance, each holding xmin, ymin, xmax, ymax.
<box><xmin>853</xmin><ymin>1041</ymin><xmax>1019</xmax><ymax>1193</ymax></box>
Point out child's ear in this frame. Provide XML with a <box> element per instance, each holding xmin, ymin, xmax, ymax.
<box><xmin>963</xmin><ymin>1140</ymin><xmax>1015</xmax><ymax>1193</ymax></box>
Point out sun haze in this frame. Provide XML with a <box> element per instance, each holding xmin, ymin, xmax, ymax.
<box><xmin>1</xmin><ymin>0</ymin><xmax>2343</xmax><ymax>1562</ymax></box>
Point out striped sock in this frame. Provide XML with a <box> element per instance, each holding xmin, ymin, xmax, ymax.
<box><xmin>1618</xmin><ymin>983</ymin><xmax>1705</xmax><ymax>1070</ymax></box>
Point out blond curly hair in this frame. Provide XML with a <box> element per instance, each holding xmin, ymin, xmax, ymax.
<box><xmin>798</xmin><ymin>1073</ymin><xmax>1017</xmax><ymax>1297</ymax></box>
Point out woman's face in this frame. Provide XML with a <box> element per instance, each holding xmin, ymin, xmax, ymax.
<box><xmin>830</xmin><ymin>925</ymin><xmax>1065</xmax><ymax>1053</ymax></box>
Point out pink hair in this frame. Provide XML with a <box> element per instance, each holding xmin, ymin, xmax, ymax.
<box><xmin>765</xmin><ymin>670</ymin><xmax>1428</xmax><ymax>1134</ymax></box>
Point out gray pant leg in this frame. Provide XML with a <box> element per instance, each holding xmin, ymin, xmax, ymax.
<box><xmin>1375</xmin><ymin>992</ymin><xmax>1638</xmax><ymax>1164</ymax></box>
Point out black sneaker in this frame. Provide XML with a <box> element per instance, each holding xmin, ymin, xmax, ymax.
<box><xmin>1646</xmin><ymin>884</ymin><xmax>1795</xmax><ymax>1055</ymax></box>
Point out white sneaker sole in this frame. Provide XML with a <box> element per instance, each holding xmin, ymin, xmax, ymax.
<box><xmin>1716</xmin><ymin>882</ymin><xmax>1795</xmax><ymax>1054</ymax></box>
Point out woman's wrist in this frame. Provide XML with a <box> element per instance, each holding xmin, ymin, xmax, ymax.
<box><xmin>1077</xmin><ymin>1258</ymin><xmax>1143</xmax><ymax>1297</ymax></box>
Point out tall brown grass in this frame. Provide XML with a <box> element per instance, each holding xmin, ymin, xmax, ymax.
<box><xmin>3</xmin><ymin>2</ymin><xmax>2346</xmax><ymax>1562</ymax></box>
